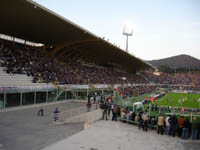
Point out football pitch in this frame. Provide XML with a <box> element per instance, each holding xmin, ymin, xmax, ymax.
<box><xmin>115</xmin><ymin>91</ymin><xmax>200</xmax><ymax>109</ymax></box>
<box><xmin>157</xmin><ymin>93</ymin><xmax>200</xmax><ymax>109</ymax></box>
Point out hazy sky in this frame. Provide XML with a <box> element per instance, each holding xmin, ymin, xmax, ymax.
<box><xmin>34</xmin><ymin>0</ymin><xmax>200</xmax><ymax>60</ymax></box>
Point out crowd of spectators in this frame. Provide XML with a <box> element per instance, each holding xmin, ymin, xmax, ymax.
<box><xmin>98</xmin><ymin>95</ymin><xmax>200</xmax><ymax>140</ymax></box>
<box><xmin>0</xmin><ymin>39</ymin><xmax>81</xmax><ymax>84</ymax></box>
<box><xmin>171</xmin><ymin>86</ymin><xmax>200</xmax><ymax>93</ymax></box>
<box><xmin>68</xmin><ymin>62</ymin><xmax>148</xmax><ymax>84</ymax></box>
<box><xmin>143</xmin><ymin>71</ymin><xmax>200</xmax><ymax>86</ymax></box>
<box><xmin>119</xmin><ymin>86</ymin><xmax>157</xmax><ymax>97</ymax></box>
<box><xmin>119</xmin><ymin>109</ymin><xmax>200</xmax><ymax>140</ymax></box>
<box><xmin>0</xmin><ymin>39</ymin><xmax>148</xmax><ymax>85</ymax></box>
<box><xmin>1</xmin><ymin>39</ymin><xmax>199</xmax><ymax>87</ymax></box>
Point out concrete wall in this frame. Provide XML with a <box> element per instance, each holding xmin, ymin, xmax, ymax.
<box><xmin>64</xmin><ymin>109</ymin><xmax>102</xmax><ymax>125</ymax></box>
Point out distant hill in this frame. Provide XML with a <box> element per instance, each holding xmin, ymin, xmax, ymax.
<box><xmin>148</xmin><ymin>54</ymin><xmax>200</xmax><ymax>71</ymax></box>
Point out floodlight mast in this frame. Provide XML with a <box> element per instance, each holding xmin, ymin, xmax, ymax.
<box><xmin>123</xmin><ymin>25</ymin><xmax>133</xmax><ymax>53</ymax></box>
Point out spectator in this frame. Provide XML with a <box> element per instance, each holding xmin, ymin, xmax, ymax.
<box><xmin>157</xmin><ymin>114</ymin><xmax>164</xmax><ymax>135</ymax></box>
<box><xmin>169</xmin><ymin>114</ymin><xmax>178</xmax><ymax>137</ymax></box>
<box><xmin>142</xmin><ymin>111</ymin><xmax>148</xmax><ymax>132</ymax></box>
<box><xmin>178</xmin><ymin>116</ymin><xmax>185</xmax><ymax>137</ymax></box>
<box><xmin>86</xmin><ymin>101</ymin><xmax>92</xmax><ymax>112</ymax></box>
<box><xmin>138</xmin><ymin>111</ymin><xmax>144</xmax><ymax>130</ymax></box>
<box><xmin>54</xmin><ymin>108</ymin><xmax>59</xmax><ymax>121</ymax></box>
<box><xmin>191</xmin><ymin>117</ymin><xmax>199</xmax><ymax>140</ymax></box>
<box><xmin>102</xmin><ymin>102</ymin><xmax>108</xmax><ymax>120</ymax></box>
<box><xmin>165</xmin><ymin>115</ymin><xmax>170</xmax><ymax>135</ymax></box>
<box><xmin>112</xmin><ymin>104</ymin><xmax>118</xmax><ymax>121</ymax></box>
<box><xmin>181</xmin><ymin>118</ymin><xmax>190</xmax><ymax>140</ymax></box>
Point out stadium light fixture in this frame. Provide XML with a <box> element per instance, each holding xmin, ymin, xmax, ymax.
<box><xmin>123</xmin><ymin>21</ymin><xmax>134</xmax><ymax>53</ymax></box>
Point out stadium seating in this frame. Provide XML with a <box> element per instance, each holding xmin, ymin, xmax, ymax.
<box><xmin>2</xmin><ymin>38</ymin><xmax>199</xmax><ymax>87</ymax></box>
<box><xmin>0</xmin><ymin>39</ymin><xmax>148</xmax><ymax>85</ymax></box>
<box><xmin>118</xmin><ymin>86</ymin><xmax>157</xmax><ymax>97</ymax></box>
<box><xmin>142</xmin><ymin>71</ymin><xmax>200</xmax><ymax>86</ymax></box>
<box><xmin>0</xmin><ymin>67</ymin><xmax>47</xmax><ymax>86</ymax></box>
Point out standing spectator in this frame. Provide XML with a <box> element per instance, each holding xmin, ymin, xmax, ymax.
<box><xmin>107</xmin><ymin>102</ymin><xmax>112</xmax><ymax>118</ymax></box>
<box><xmin>95</xmin><ymin>99</ymin><xmax>99</xmax><ymax>109</ymax></box>
<box><xmin>178</xmin><ymin>116</ymin><xmax>185</xmax><ymax>137</ymax></box>
<box><xmin>37</xmin><ymin>108</ymin><xmax>44</xmax><ymax>116</ymax></box>
<box><xmin>88</xmin><ymin>95</ymin><xmax>91</xmax><ymax>103</ymax></box>
<box><xmin>169</xmin><ymin>114</ymin><xmax>178</xmax><ymax>137</ymax></box>
<box><xmin>54</xmin><ymin>108</ymin><xmax>59</xmax><ymax>121</ymax></box>
<box><xmin>86</xmin><ymin>101</ymin><xmax>92</xmax><ymax>112</ymax></box>
<box><xmin>126</xmin><ymin>110</ymin><xmax>131</xmax><ymax>121</ymax></box>
<box><xmin>102</xmin><ymin>102</ymin><xmax>108</xmax><ymax>120</ymax></box>
<box><xmin>138</xmin><ymin>111</ymin><xmax>144</xmax><ymax>130</ymax></box>
<box><xmin>191</xmin><ymin>117</ymin><xmax>199</xmax><ymax>140</ymax></box>
<box><xmin>181</xmin><ymin>118</ymin><xmax>190</xmax><ymax>140</ymax></box>
<box><xmin>165</xmin><ymin>115</ymin><xmax>170</xmax><ymax>135</ymax></box>
<box><xmin>135</xmin><ymin>114</ymin><xmax>139</xmax><ymax>122</ymax></box>
<box><xmin>131</xmin><ymin>111</ymin><xmax>136</xmax><ymax>121</ymax></box>
<box><xmin>121</xmin><ymin>108</ymin><xmax>126</xmax><ymax>120</ymax></box>
<box><xmin>93</xmin><ymin>96</ymin><xmax>96</xmax><ymax>104</ymax></box>
<box><xmin>37</xmin><ymin>109</ymin><xmax>41</xmax><ymax>116</ymax></box>
<box><xmin>142</xmin><ymin>111</ymin><xmax>148</xmax><ymax>132</ymax></box>
<box><xmin>157</xmin><ymin>114</ymin><xmax>164</xmax><ymax>135</ymax></box>
<box><xmin>112</xmin><ymin>104</ymin><xmax>118</xmax><ymax>121</ymax></box>
<box><xmin>40</xmin><ymin>108</ymin><xmax>44</xmax><ymax>116</ymax></box>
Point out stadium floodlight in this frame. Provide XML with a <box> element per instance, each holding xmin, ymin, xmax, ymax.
<box><xmin>123</xmin><ymin>22</ymin><xmax>134</xmax><ymax>53</ymax></box>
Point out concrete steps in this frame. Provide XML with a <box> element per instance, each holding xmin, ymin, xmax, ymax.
<box><xmin>0</xmin><ymin>67</ymin><xmax>48</xmax><ymax>87</ymax></box>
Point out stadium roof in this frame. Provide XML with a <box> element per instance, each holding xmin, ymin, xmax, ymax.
<box><xmin>0</xmin><ymin>0</ymin><xmax>154</xmax><ymax>72</ymax></box>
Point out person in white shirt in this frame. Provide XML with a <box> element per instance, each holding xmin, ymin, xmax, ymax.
<box><xmin>165</xmin><ymin>115</ymin><xmax>170</xmax><ymax>135</ymax></box>
<box><xmin>142</xmin><ymin>111</ymin><xmax>148</xmax><ymax>132</ymax></box>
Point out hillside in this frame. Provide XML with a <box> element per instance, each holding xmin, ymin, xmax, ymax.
<box><xmin>148</xmin><ymin>54</ymin><xmax>200</xmax><ymax>70</ymax></box>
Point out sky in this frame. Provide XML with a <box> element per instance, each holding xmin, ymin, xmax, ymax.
<box><xmin>34</xmin><ymin>0</ymin><xmax>200</xmax><ymax>60</ymax></box>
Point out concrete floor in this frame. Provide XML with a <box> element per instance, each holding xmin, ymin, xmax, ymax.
<box><xmin>1</xmin><ymin>103</ymin><xmax>199</xmax><ymax>150</ymax></box>
<box><xmin>42</xmin><ymin>120</ymin><xmax>200</xmax><ymax>150</ymax></box>
<box><xmin>0</xmin><ymin>101</ymin><xmax>86</xmax><ymax>150</ymax></box>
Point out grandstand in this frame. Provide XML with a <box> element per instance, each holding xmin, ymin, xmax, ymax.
<box><xmin>0</xmin><ymin>0</ymin><xmax>154</xmax><ymax>109</ymax></box>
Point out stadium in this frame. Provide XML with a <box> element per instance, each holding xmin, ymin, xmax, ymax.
<box><xmin>0</xmin><ymin>0</ymin><xmax>200</xmax><ymax>150</ymax></box>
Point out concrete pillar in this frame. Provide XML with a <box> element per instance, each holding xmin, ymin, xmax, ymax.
<box><xmin>4</xmin><ymin>91</ymin><xmax>6</xmax><ymax>108</ymax></box>
<box><xmin>73</xmin><ymin>90</ymin><xmax>76</xmax><ymax>100</ymax></box>
<box><xmin>87</xmin><ymin>89</ymin><xmax>89</xmax><ymax>96</ymax></box>
<box><xmin>64</xmin><ymin>90</ymin><xmax>66</xmax><ymax>100</ymax></box>
<box><xmin>34</xmin><ymin>91</ymin><xmax>36</xmax><ymax>104</ymax></box>
<box><xmin>46</xmin><ymin>91</ymin><xmax>48</xmax><ymax>103</ymax></box>
<box><xmin>20</xmin><ymin>92</ymin><xmax>22</xmax><ymax>106</ymax></box>
<box><xmin>56</xmin><ymin>88</ymin><xmax>59</xmax><ymax>101</ymax></box>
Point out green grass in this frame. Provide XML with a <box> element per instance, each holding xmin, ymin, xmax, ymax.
<box><xmin>114</xmin><ymin>91</ymin><xmax>200</xmax><ymax>120</ymax></box>
<box><xmin>114</xmin><ymin>92</ymin><xmax>154</xmax><ymax>107</ymax></box>
<box><xmin>157</xmin><ymin>93</ymin><xmax>200</xmax><ymax>109</ymax></box>
<box><xmin>131</xmin><ymin>93</ymin><xmax>151</xmax><ymax>103</ymax></box>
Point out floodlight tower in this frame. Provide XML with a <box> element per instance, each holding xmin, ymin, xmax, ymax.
<box><xmin>123</xmin><ymin>24</ymin><xmax>133</xmax><ymax>53</ymax></box>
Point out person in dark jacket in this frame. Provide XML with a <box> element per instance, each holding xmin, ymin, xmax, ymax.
<box><xmin>102</xmin><ymin>102</ymin><xmax>108</xmax><ymax>120</ymax></box>
<box><xmin>112</xmin><ymin>104</ymin><xmax>118</xmax><ymax>121</ymax></box>
<box><xmin>54</xmin><ymin>108</ymin><xmax>59</xmax><ymax>121</ymax></box>
<box><xmin>107</xmin><ymin>102</ymin><xmax>112</xmax><ymax>118</ymax></box>
<box><xmin>169</xmin><ymin>114</ymin><xmax>178</xmax><ymax>137</ymax></box>
<box><xmin>181</xmin><ymin>118</ymin><xmax>190</xmax><ymax>140</ymax></box>
<box><xmin>138</xmin><ymin>111</ymin><xmax>144</xmax><ymax>130</ymax></box>
<box><xmin>191</xmin><ymin>117</ymin><xmax>199</xmax><ymax>140</ymax></box>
